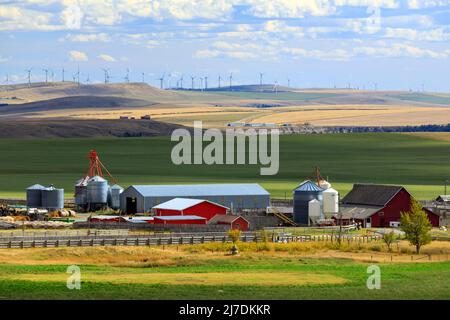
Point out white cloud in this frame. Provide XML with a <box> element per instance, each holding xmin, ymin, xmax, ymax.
<box><xmin>98</xmin><ymin>54</ymin><xmax>116</xmax><ymax>62</ymax></box>
<box><xmin>68</xmin><ymin>50</ymin><xmax>88</xmax><ymax>61</ymax></box>
<box><xmin>63</xmin><ymin>33</ymin><xmax>111</xmax><ymax>42</ymax></box>
<box><xmin>353</xmin><ymin>43</ymin><xmax>448</xmax><ymax>58</ymax></box>
<box><xmin>146</xmin><ymin>40</ymin><xmax>160</xmax><ymax>48</ymax></box>
<box><xmin>407</xmin><ymin>0</ymin><xmax>450</xmax><ymax>9</ymax></box>
<box><xmin>384</xmin><ymin>28</ymin><xmax>450</xmax><ymax>41</ymax></box>
<box><xmin>193</xmin><ymin>49</ymin><xmax>220</xmax><ymax>58</ymax></box>
<box><xmin>282</xmin><ymin>47</ymin><xmax>352</xmax><ymax>61</ymax></box>
<box><xmin>0</xmin><ymin>55</ymin><xmax>10</xmax><ymax>62</ymax></box>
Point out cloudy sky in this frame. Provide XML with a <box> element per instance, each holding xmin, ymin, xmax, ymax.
<box><xmin>1</xmin><ymin>0</ymin><xmax>450</xmax><ymax>91</ymax></box>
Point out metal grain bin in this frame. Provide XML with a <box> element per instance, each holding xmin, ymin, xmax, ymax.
<box><xmin>293</xmin><ymin>180</ymin><xmax>323</xmax><ymax>225</ymax></box>
<box><xmin>86</xmin><ymin>176</ymin><xmax>108</xmax><ymax>204</ymax></box>
<box><xmin>74</xmin><ymin>177</ymin><xmax>88</xmax><ymax>207</ymax></box>
<box><xmin>41</xmin><ymin>185</ymin><xmax>64</xmax><ymax>211</ymax></box>
<box><xmin>110</xmin><ymin>184</ymin><xmax>123</xmax><ymax>209</ymax></box>
<box><xmin>26</xmin><ymin>184</ymin><xmax>45</xmax><ymax>208</ymax></box>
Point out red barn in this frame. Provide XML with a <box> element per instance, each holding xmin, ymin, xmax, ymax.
<box><xmin>153</xmin><ymin>215</ymin><xmax>207</xmax><ymax>225</ymax></box>
<box><xmin>153</xmin><ymin>198</ymin><xmax>228</xmax><ymax>220</ymax></box>
<box><xmin>334</xmin><ymin>184</ymin><xmax>439</xmax><ymax>228</ymax></box>
<box><xmin>208</xmin><ymin>215</ymin><xmax>250</xmax><ymax>231</ymax></box>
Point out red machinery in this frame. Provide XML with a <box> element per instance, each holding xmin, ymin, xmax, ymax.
<box><xmin>79</xmin><ymin>150</ymin><xmax>117</xmax><ymax>186</ymax></box>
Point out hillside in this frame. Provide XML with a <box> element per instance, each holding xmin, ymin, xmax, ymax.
<box><xmin>0</xmin><ymin>118</ymin><xmax>186</xmax><ymax>138</ymax></box>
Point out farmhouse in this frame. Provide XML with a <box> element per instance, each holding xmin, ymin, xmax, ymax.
<box><xmin>120</xmin><ymin>183</ymin><xmax>270</xmax><ymax>214</ymax></box>
<box><xmin>153</xmin><ymin>198</ymin><xmax>228</xmax><ymax>220</ymax></box>
<box><xmin>334</xmin><ymin>184</ymin><xmax>439</xmax><ymax>228</ymax></box>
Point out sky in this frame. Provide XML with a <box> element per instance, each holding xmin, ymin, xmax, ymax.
<box><xmin>1</xmin><ymin>0</ymin><xmax>450</xmax><ymax>91</ymax></box>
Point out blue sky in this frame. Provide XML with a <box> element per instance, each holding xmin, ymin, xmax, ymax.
<box><xmin>1</xmin><ymin>0</ymin><xmax>450</xmax><ymax>91</ymax></box>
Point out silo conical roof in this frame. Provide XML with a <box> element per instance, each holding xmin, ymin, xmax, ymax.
<box><xmin>27</xmin><ymin>184</ymin><xmax>45</xmax><ymax>190</ymax></box>
<box><xmin>293</xmin><ymin>180</ymin><xmax>324</xmax><ymax>192</ymax></box>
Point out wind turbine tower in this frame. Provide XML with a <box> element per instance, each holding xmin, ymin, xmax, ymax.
<box><xmin>180</xmin><ymin>75</ymin><xmax>183</xmax><ymax>89</ymax></box>
<box><xmin>43</xmin><ymin>69</ymin><xmax>48</xmax><ymax>83</ymax></box>
<box><xmin>124</xmin><ymin>68</ymin><xmax>130</xmax><ymax>84</ymax></box>
<box><xmin>218</xmin><ymin>75</ymin><xmax>222</xmax><ymax>89</ymax></box>
<box><xmin>229</xmin><ymin>73</ymin><xmax>233</xmax><ymax>90</ymax></box>
<box><xmin>159</xmin><ymin>73</ymin><xmax>165</xmax><ymax>89</ymax></box>
<box><xmin>191</xmin><ymin>76</ymin><xmax>195</xmax><ymax>90</ymax></box>
<box><xmin>26</xmin><ymin>69</ymin><xmax>32</xmax><ymax>87</ymax></box>
<box><xmin>204</xmin><ymin>76</ymin><xmax>208</xmax><ymax>90</ymax></box>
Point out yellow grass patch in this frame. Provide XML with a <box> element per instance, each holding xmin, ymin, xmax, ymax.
<box><xmin>402</xmin><ymin>132</ymin><xmax>450</xmax><ymax>141</ymax></box>
<box><xmin>3</xmin><ymin>271</ymin><xmax>347</xmax><ymax>286</ymax></box>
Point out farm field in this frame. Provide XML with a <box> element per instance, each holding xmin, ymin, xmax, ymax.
<box><xmin>0</xmin><ymin>242</ymin><xmax>449</xmax><ymax>299</ymax></box>
<box><xmin>0</xmin><ymin>133</ymin><xmax>449</xmax><ymax>200</ymax></box>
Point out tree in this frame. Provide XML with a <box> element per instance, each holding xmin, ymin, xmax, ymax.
<box><xmin>400</xmin><ymin>200</ymin><xmax>432</xmax><ymax>254</ymax></box>
<box><xmin>382</xmin><ymin>231</ymin><xmax>397</xmax><ymax>252</ymax></box>
<box><xmin>228</xmin><ymin>229</ymin><xmax>241</xmax><ymax>255</ymax></box>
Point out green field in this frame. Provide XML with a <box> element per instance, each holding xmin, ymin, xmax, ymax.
<box><xmin>389</xmin><ymin>93</ymin><xmax>450</xmax><ymax>105</ymax></box>
<box><xmin>0</xmin><ymin>258</ymin><xmax>449</xmax><ymax>299</ymax></box>
<box><xmin>0</xmin><ymin>133</ymin><xmax>449</xmax><ymax>199</ymax></box>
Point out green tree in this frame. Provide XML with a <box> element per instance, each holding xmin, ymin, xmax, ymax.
<box><xmin>382</xmin><ymin>231</ymin><xmax>397</xmax><ymax>252</ymax></box>
<box><xmin>400</xmin><ymin>200</ymin><xmax>432</xmax><ymax>254</ymax></box>
<box><xmin>228</xmin><ymin>229</ymin><xmax>241</xmax><ymax>255</ymax></box>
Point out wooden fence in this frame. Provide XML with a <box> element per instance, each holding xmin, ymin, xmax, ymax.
<box><xmin>0</xmin><ymin>234</ymin><xmax>261</xmax><ymax>249</ymax></box>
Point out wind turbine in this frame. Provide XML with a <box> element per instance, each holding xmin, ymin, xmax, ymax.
<box><xmin>273</xmin><ymin>80</ymin><xmax>278</xmax><ymax>94</ymax></box>
<box><xmin>3</xmin><ymin>74</ymin><xmax>9</xmax><ymax>91</ymax></box>
<box><xmin>43</xmin><ymin>69</ymin><xmax>49</xmax><ymax>83</ymax></box>
<box><xmin>191</xmin><ymin>75</ymin><xmax>195</xmax><ymax>90</ymax></box>
<box><xmin>204</xmin><ymin>75</ymin><xmax>208</xmax><ymax>90</ymax></box>
<box><xmin>218</xmin><ymin>75</ymin><xmax>222</xmax><ymax>89</ymax></box>
<box><xmin>141</xmin><ymin>72</ymin><xmax>145</xmax><ymax>83</ymax></box>
<box><xmin>159</xmin><ymin>73</ymin><xmax>165</xmax><ymax>89</ymax></box>
<box><xmin>62</xmin><ymin>67</ymin><xmax>65</xmax><ymax>82</ymax></box>
<box><xmin>199</xmin><ymin>77</ymin><xmax>204</xmax><ymax>91</ymax></box>
<box><xmin>259</xmin><ymin>72</ymin><xmax>263</xmax><ymax>86</ymax></box>
<box><xmin>101</xmin><ymin>68</ymin><xmax>110</xmax><ymax>84</ymax></box>
<box><xmin>86</xmin><ymin>75</ymin><xmax>90</xmax><ymax>85</ymax></box>
<box><xmin>124</xmin><ymin>68</ymin><xmax>130</xmax><ymax>84</ymax></box>
<box><xmin>74</xmin><ymin>66</ymin><xmax>80</xmax><ymax>86</ymax></box>
<box><xmin>229</xmin><ymin>73</ymin><xmax>233</xmax><ymax>90</ymax></box>
<box><xmin>180</xmin><ymin>75</ymin><xmax>183</xmax><ymax>89</ymax></box>
<box><xmin>287</xmin><ymin>78</ymin><xmax>290</xmax><ymax>88</ymax></box>
<box><xmin>25</xmin><ymin>69</ymin><xmax>32</xmax><ymax>87</ymax></box>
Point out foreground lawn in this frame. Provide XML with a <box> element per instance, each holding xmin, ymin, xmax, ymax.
<box><xmin>0</xmin><ymin>242</ymin><xmax>449</xmax><ymax>300</ymax></box>
<box><xmin>0</xmin><ymin>133</ymin><xmax>449</xmax><ymax>200</ymax></box>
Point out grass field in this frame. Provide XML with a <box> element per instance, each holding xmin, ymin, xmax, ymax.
<box><xmin>0</xmin><ymin>133</ymin><xmax>449</xmax><ymax>200</ymax></box>
<box><xmin>0</xmin><ymin>242</ymin><xmax>449</xmax><ymax>299</ymax></box>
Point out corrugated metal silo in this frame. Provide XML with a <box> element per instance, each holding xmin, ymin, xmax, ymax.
<box><xmin>41</xmin><ymin>185</ymin><xmax>64</xmax><ymax>211</ymax></box>
<box><xmin>293</xmin><ymin>180</ymin><xmax>323</xmax><ymax>225</ymax></box>
<box><xmin>75</xmin><ymin>177</ymin><xmax>88</xmax><ymax>207</ymax></box>
<box><xmin>110</xmin><ymin>184</ymin><xmax>124</xmax><ymax>209</ymax></box>
<box><xmin>323</xmin><ymin>187</ymin><xmax>339</xmax><ymax>215</ymax></box>
<box><xmin>26</xmin><ymin>184</ymin><xmax>45</xmax><ymax>208</ymax></box>
<box><xmin>87</xmin><ymin>176</ymin><xmax>108</xmax><ymax>204</ymax></box>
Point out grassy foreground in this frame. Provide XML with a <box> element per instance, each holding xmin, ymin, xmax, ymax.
<box><xmin>0</xmin><ymin>241</ymin><xmax>449</xmax><ymax>300</ymax></box>
<box><xmin>0</xmin><ymin>133</ymin><xmax>449</xmax><ymax>199</ymax></box>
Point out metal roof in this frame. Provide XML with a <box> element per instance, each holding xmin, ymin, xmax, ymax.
<box><xmin>293</xmin><ymin>180</ymin><xmax>324</xmax><ymax>192</ymax></box>
<box><xmin>153</xmin><ymin>215</ymin><xmax>206</xmax><ymax>221</ymax></box>
<box><xmin>130</xmin><ymin>183</ymin><xmax>270</xmax><ymax>197</ymax></box>
<box><xmin>110</xmin><ymin>184</ymin><xmax>124</xmax><ymax>190</ymax></box>
<box><xmin>208</xmin><ymin>214</ymin><xmax>248</xmax><ymax>224</ymax></box>
<box><xmin>153</xmin><ymin>198</ymin><xmax>228</xmax><ymax>211</ymax></box>
<box><xmin>27</xmin><ymin>184</ymin><xmax>45</xmax><ymax>190</ymax></box>
<box><xmin>88</xmin><ymin>175</ymin><xmax>107</xmax><ymax>182</ymax></box>
<box><xmin>342</xmin><ymin>184</ymin><xmax>404</xmax><ymax>207</ymax></box>
<box><xmin>334</xmin><ymin>205</ymin><xmax>381</xmax><ymax>220</ymax></box>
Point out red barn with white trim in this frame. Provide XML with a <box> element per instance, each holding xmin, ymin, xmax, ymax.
<box><xmin>153</xmin><ymin>198</ymin><xmax>228</xmax><ymax>220</ymax></box>
<box><xmin>334</xmin><ymin>184</ymin><xmax>439</xmax><ymax>228</ymax></box>
<box><xmin>153</xmin><ymin>215</ymin><xmax>207</xmax><ymax>225</ymax></box>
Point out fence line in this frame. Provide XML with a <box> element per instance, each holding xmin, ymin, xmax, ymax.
<box><xmin>0</xmin><ymin>234</ymin><xmax>261</xmax><ymax>249</ymax></box>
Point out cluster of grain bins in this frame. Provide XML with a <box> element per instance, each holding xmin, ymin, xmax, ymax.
<box><xmin>74</xmin><ymin>176</ymin><xmax>123</xmax><ymax>211</ymax></box>
<box><xmin>292</xmin><ymin>180</ymin><xmax>339</xmax><ymax>226</ymax></box>
<box><xmin>26</xmin><ymin>184</ymin><xmax>64</xmax><ymax>211</ymax></box>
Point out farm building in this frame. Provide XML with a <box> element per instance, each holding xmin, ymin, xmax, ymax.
<box><xmin>208</xmin><ymin>214</ymin><xmax>250</xmax><ymax>231</ymax></box>
<box><xmin>153</xmin><ymin>215</ymin><xmax>207</xmax><ymax>225</ymax></box>
<box><xmin>333</xmin><ymin>184</ymin><xmax>439</xmax><ymax>228</ymax></box>
<box><xmin>153</xmin><ymin>198</ymin><xmax>228</xmax><ymax>219</ymax></box>
<box><xmin>120</xmin><ymin>183</ymin><xmax>270</xmax><ymax>214</ymax></box>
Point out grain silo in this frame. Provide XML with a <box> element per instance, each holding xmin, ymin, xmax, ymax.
<box><xmin>110</xmin><ymin>184</ymin><xmax>123</xmax><ymax>209</ymax></box>
<box><xmin>86</xmin><ymin>176</ymin><xmax>108</xmax><ymax>209</ymax></box>
<box><xmin>293</xmin><ymin>180</ymin><xmax>323</xmax><ymax>225</ymax></box>
<box><xmin>308</xmin><ymin>199</ymin><xmax>322</xmax><ymax>225</ymax></box>
<box><xmin>323</xmin><ymin>187</ymin><xmax>339</xmax><ymax>215</ymax></box>
<box><xmin>26</xmin><ymin>184</ymin><xmax>45</xmax><ymax>208</ymax></box>
<box><xmin>41</xmin><ymin>185</ymin><xmax>64</xmax><ymax>211</ymax></box>
<box><xmin>74</xmin><ymin>177</ymin><xmax>88</xmax><ymax>209</ymax></box>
